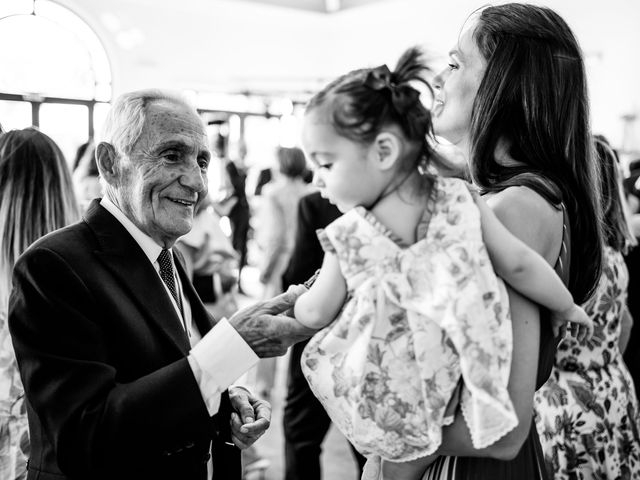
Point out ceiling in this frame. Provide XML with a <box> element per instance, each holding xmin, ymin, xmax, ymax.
<box><xmin>235</xmin><ymin>0</ymin><xmax>390</xmax><ymax>13</ymax></box>
<box><xmin>5</xmin><ymin>0</ymin><xmax>640</xmax><ymax>148</ymax></box>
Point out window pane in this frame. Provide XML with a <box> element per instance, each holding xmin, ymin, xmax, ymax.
<box><xmin>93</xmin><ymin>103</ymin><xmax>112</xmax><ymax>140</ymax></box>
<box><xmin>0</xmin><ymin>1</ymin><xmax>111</xmax><ymax>101</ymax></box>
<box><xmin>244</xmin><ymin>116</ymin><xmax>282</xmax><ymax>170</ymax></box>
<box><xmin>0</xmin><ymin>100</ymin><xmax>32</xmax><ymax>131</ymax></box>
<box><xmin>39</xmin><ymin>104</ymin><xmax>88</xmax><ymax>167</ymax></box>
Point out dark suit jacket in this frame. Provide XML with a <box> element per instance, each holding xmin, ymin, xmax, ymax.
<box><xmin>9</xmin><ymin>200</ymin><xmax>241</xmax><ymax>480</ymax></box>
<box><xmin>282</xmin><ymin>191</ymin><xmax>342</xmax><ymax>288</ymax></box>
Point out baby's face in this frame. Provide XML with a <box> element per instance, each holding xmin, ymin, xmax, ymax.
<box><xmin>301</xmin><ymin>109</ymin><xmax>384</xmax><ymax>213</ymax></box>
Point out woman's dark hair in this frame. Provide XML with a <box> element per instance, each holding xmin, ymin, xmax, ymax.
<box><xmin>594</xmin><ymin>136</ymin><xmax>636</xmax><ymax>253</ymax></box>
<box><xmin>73</xmin><ymin>141</ymin><xmax>91</xmax><ymax>171</ymax></box>
<box><xmin>469</xmin><ymin>3</ymin><xmax>603</xmax><ymax>303</ymax></box>
<box><xmin>276</xmin><ymin>146</ymin><xmax>307</xmax><ymax>178</ymax></box>
<box><xmin>306</xmin><ymin>47</ymin><xmax>441</xmax><ymax>184</ymax></box>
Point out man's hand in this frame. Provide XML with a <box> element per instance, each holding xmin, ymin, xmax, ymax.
<box><xmin>228</xmin><ymin>386</ymin><xmax>270</xmax><ymax>449</ymax></box>
<box><xmin>228</xmin><ymin>285</ymin><xmax>316</xmax><ymax>357</ymax></box>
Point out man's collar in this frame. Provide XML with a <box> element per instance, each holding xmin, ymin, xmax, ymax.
<box><xmin>100</xmin><ymin>197</ymin><xmax>166</xmax><ymax>264</ymax></box>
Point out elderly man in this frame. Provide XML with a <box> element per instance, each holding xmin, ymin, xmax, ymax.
<box><xmin>9</xmin><ymin>90</ymin><xmax>312</xmax><ymax>480</ymax></box>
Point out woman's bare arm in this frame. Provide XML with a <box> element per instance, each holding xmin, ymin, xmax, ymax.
<box><xmin>435</xmin><ymin>186</ymin><xmax>562</xmax><ymax>460</ymax></box>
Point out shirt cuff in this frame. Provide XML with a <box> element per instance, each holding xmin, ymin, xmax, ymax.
<box><xmin>188</xmin><ymin>318</ymin><xmax>259</xmax><ymax>416</ymax></box>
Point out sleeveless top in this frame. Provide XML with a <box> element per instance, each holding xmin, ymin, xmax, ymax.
<box><xmin>301</xmin><ymin>177</ymin><xmax>517</xmax><ymax>462</ymax></box>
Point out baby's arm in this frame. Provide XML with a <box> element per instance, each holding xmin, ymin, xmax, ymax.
<box><xmin>475</xmin><ymin>195</ymin><xmax>592</xmax><ymax>341</ymax></box>
<box><xmin>293</xmin><ymin>252</ymin><xmax>347</xmax><ymax>329</ymax></box>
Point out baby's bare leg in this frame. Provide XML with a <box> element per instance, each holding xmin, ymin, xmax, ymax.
<box><xmin>381</xmin><ymin>456</ymin><xmax>437</xmax><ymax>480</ymax></box>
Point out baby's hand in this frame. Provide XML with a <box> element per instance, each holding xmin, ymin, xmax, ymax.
<box><xmin>551</xmin><ymin>304</ymin><xmax>593</xmax><ymax>343</ymax></box>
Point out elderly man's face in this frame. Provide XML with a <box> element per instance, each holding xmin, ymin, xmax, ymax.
<box><xmin>116</xmin><ymin>100</ymin><xmax>210</xmax><ymax>247</ymax></box>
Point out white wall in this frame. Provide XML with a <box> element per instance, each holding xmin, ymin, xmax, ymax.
<box><xmin>57</xmin><ymin>0</ymin><xmax>640</xmax><ymax>152</ymax></box>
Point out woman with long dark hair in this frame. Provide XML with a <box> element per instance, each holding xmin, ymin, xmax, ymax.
<box><xmin>420</xmin><ymin>4</ymin><xmax>603</xmax><ymax>479</ymax></box>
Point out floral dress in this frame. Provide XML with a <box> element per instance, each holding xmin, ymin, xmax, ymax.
<box><xmin>301</xmin><ymin>177</ymin><xmax>517</xmax><ymax>462</ymax></box>
<box><xmin>0</xmin><ymin>308</ymin><xmax>29</xmax><ymax>480</ymax></box>
<box><xmin>534</xmin><ymin>246</ymin><xmax>640</xmax><ymax>479</ymax></box>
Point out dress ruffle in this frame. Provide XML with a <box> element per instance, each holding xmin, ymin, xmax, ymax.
<box><xmin>302</xmin><ymin>177</ymin><xmax>517</xmax><ymax>461</ymax></box>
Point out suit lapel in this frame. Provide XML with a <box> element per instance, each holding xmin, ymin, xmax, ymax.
<box><xmin>84</xmin><ymin>200</ymin><xmax>191</xmax><ymax>354</ymax></box>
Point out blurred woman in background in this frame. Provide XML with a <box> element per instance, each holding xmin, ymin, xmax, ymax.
<box><xmin>252</xmin><ymin>146</ymin><xmax>313</xmax><ymax>400</ymax></box>
<box><xmin>534</xmin><ymin>137</ymin><xmax>640</xmax><ymax>479</ymax></box>
<box><xmin>256</xmin><ymin>146</ymin><xmax>314</xmax><ymax>299</ymax></box>
<box><xmin>72</xmin><ymin>140</ymin><xmax>102</xmax><ymax>213</ymax></box>
<box><xmin>0</xmin><ymin>128</ymin><xmax>80</xmax><ymax>479</ymax></box>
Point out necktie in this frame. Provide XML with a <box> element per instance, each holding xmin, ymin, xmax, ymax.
<box><xmin>158</xmin><ymin>249</ymin><xmax>186</xmax><ymax>330</ymax></box>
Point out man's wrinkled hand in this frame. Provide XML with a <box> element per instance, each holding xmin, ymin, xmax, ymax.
<box><xmin>228</xmin><ymin>285</ymin><xmax>316</xmax><ymax>357</ymax></box>
<box><xmin>228</xmin><ymin>386</ymin><xmax>270</xmax><ymax>449</ymax></box>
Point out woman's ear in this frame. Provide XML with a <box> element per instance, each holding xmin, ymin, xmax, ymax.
<box><xmin>371</xmin><ymin>131</ymin><xmax>402</xmax><ymax>171</ymax></box>
<box><xmin>95</xmin><ymin>142</ymin><xmax>119</xmax><ymax>185</ymax></box>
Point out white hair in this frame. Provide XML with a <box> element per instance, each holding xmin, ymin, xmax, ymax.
<box><xmin>100</xmin><ymin>89</ymin><xmax>198</xmax><ymax>155</ymax></box>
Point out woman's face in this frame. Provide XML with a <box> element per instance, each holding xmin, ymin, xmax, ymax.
<box><xmin>432</xmin><ymin>23</ymin><xmax>487</xmax><ymax>153</ymax></box>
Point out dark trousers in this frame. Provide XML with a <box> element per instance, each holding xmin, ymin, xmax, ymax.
<box><xmin>283</xmin><ymin>340</ymin><xmax>366</xmax><ymax>480</ymax></box>
<box><xmin>229</xmin><ymin>204</ymin><xmax>250</xmax><ymax>270</ymax></box>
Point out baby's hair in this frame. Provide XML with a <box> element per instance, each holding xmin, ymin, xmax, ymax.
<box><xmin>306</xmin><ymin>47</ymin><xmax>439</xmax><ymax>177</ymax></box>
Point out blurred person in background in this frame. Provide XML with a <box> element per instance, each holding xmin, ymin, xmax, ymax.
<box><xmin>224</xmin><ymin>158</ymin><xmax>251</xmax><ymax>293</ymax></box>
<box><xmin>281</xmin><ymin>190</ymin><xmax>366</xmax><ymax>480</ymax></box>
<box><xmin>175</xmin><ymin>195</ymin><xmax>240</xmax><ymax>322</ymax></box>
<box><xmin>534</xmin><ymin>136</ymin><xmax>640</xmax><ymax>479</ymax></box>
<box><xmin>256</xmin><ymin>146</ymin><xmax>314</xmax><ymax>300</ymax></box>
<box><xmin>210</xmin><ymin>135</ymin><xmax>251</xmax><ymax>294</ymax></box>
<box><xmin>71</xmin><ymin>140</ymin><xmax>102</xmax><ymax>213</ymax></box>
<box><xmin>623</xmin><ymin>157</ymin><xmax>640</xmax><ymax>398</ymax></box>
<box><xmin>252</xmin><ymin>146</ymin><xmax>313</xmax><ymax>402</ymax></box>
<box><xmin>0</xmin><ymin>128</ymin><xmax>80</xmax><ymax>480</ymax></box>
<box><xmin>72</xmin><ymin>140</ymin><xmax>91</xmax><ymax>172</ymax></box>
<box><xmin>252</xmin><ymin>166</ymin><xmax>273</xmax><ymax>197</ymax></box>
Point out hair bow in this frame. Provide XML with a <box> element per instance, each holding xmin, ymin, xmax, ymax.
<box><xmin>363</xmin><ymin>64</ymin><xmax>420</xmax><ymax>114</ymax></box>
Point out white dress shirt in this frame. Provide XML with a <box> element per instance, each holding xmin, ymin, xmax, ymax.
<box><xmin>100</xmin><ymin>197</ymin><xmax>258</xmax><ymax>416</ymax></box>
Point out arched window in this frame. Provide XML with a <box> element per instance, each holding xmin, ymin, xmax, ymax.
<box><xmin>0</xmin><ymin>0</ymin><xmax>112</xmax><ymax>163</ymax></box>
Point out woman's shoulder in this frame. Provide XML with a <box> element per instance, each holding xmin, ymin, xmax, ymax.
<box><xmin>487</xmin><ymin>185</ymin><xmax>560</xmax><ymax>219</ymax></box>
<box><xmin>486</xmin><ymin>185</ymin><xmax>563</xmax><ymax>260</ymax></box>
